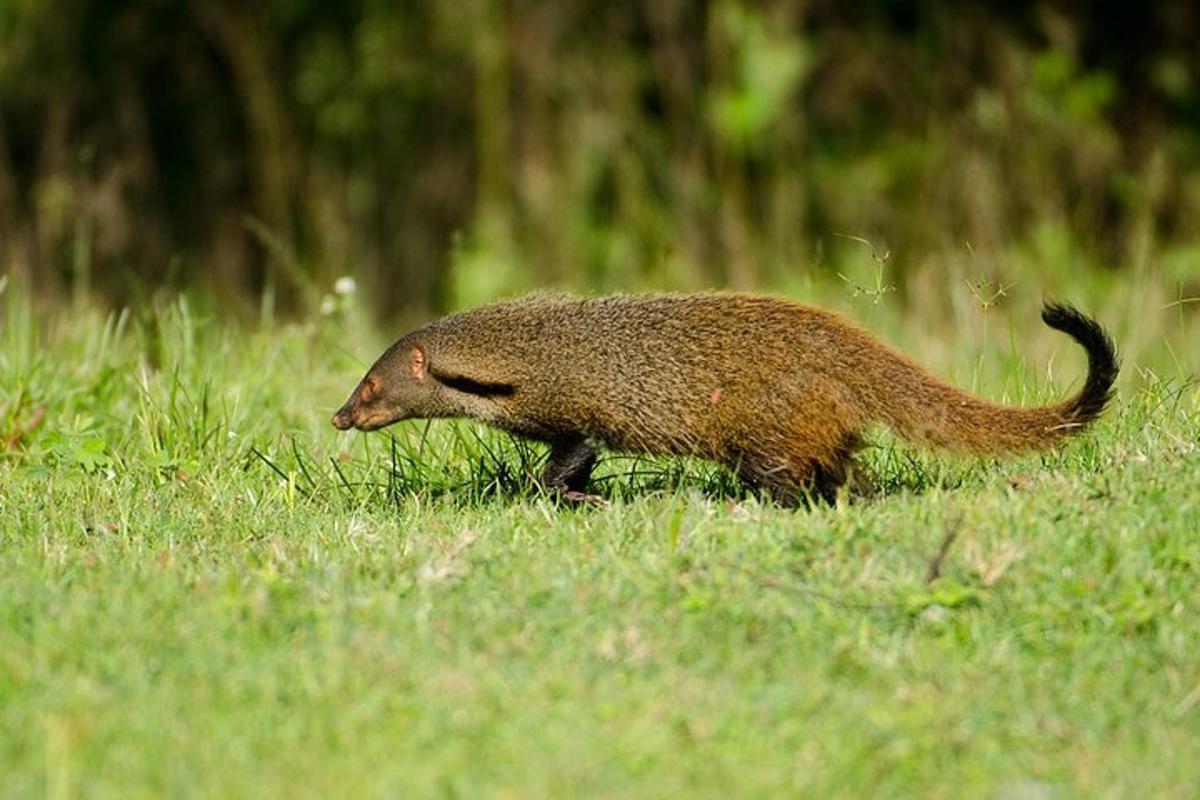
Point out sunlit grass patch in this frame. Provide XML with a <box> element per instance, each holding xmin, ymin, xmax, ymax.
<box><xmin>1</xmin><ymin>281</ymin><xmax>1198</xmax><ymax>797</ymax></box>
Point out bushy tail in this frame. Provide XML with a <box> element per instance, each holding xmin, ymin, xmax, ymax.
<box><xmin>871</xmin><ymin>302</ymin><xmax>1118</xmax><ymax>453</ymax></box>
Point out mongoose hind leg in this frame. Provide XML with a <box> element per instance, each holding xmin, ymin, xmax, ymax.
<box><xmin>807</xmin><ymin>431</ymin><xmax>862</xmax><ymax>504</ymax></box>
<box><xmin>730</xmin><ymin>453</ymin><xmax>817</xmax><ymax>507</ymax></box>
<box><xmin>543</xmin><ymin>436</ymin><xmax>605</xmax><ymax>504</ymax></box>
<box><xmin>733</xmin><ymin>432</ymin><xmax>861</xmax><ymax>507</ymax></box>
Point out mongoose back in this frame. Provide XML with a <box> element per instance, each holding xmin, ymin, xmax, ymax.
<box><xmin>332</xmin><ymin>292</ymin><xmax>1117</xmax><ymax>504</ymax></box>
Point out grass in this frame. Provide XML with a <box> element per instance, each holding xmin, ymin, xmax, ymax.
<box><xmin>1</xmin><ymin>281</ymin><xmax>1198</xmax><ymax>798</ymax></box>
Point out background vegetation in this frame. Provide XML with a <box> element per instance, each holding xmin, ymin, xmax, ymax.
<box><xmin>2</xmin><ymin>0</ymin><xmax>1199</xmax><ymax>319</ymax></box>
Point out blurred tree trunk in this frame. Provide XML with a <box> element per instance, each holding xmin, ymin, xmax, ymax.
<box><xmin>647</xmin><ymin>1</ymin><xmax>712</xmax><ymax>287</ymax></box>
<box><xmin>0</xmin><ymin>116</ymin><xmax>32</xmax><ymax>285</ymax></box>
<box><xmin>33</xmin><ymin>100</ymin><xmax>72</xmax><ymax>299</ymax></box>
<box><xmin>193</xmin><ymin>0</ymin><xmax>305</xmax><ymax>306</ymax></box>
<box><xmin>473</xmin><ymin>0</ymin><xmax>512</xmax><ymax>248</ymax></box>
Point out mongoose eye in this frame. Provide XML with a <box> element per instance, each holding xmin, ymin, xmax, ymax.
<box><xmin>359</xmin><ymin>377</ymin><xmax>378</xmax><ymax>402</ymax></box>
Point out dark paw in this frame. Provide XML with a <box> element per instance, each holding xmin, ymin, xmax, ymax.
<box><xmin>556</xmin><ymin>488</ymin><xmax>609</xmax><ymax>507</ymax></box>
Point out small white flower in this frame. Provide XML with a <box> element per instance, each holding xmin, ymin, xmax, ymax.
<box><xmin>320</xmin><ymin>294</ymin><xmax>336</xmax><ymax>315</ymax></box>
<box><xmin>334</xmin><ymin>276</ymin><xmax>357</xmax><ymax>296</ymax></box>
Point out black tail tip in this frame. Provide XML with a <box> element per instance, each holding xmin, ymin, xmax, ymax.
<box><xmin>1041</xmin><ymin>301</ymin><xmax>1119</xmax><ymax>421</ymax></box>
<box><xmin>1040</xmin><ymin>302</ymin><xmax>1094</xmax><ymax>332</ymax></box>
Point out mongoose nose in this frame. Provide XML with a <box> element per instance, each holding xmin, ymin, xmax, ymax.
<box><xmin>331</xmin><ymin>409</ymin><xmax>354</xmax><ymax>430</ymax></box>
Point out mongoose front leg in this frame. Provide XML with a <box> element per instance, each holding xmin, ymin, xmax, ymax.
<box><xmin>542</xmin><ymin>436</ymin><xmax>605</xmax><ymax>504</ymax></box>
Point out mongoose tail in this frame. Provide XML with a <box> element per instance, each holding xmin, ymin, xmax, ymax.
<box><xmin>866</xmin><ymin>302</ymin><xmax>1118</xmax><ymax>453</ymax></box>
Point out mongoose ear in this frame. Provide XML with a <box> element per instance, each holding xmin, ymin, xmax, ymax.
<box><xmin>409</xmin><ymin>345</ymin><xmax>428</xmax><ymax>381</ymax></box>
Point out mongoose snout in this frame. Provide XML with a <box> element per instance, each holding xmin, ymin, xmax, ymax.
<box><xmin>331</xmin><ymin>375</ymin><xmax>406</xmax><ymax>431</ymax></box>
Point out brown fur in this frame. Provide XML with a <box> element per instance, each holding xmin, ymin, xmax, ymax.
<box><xmin>332</xmin><ymin>292</ymin><xmax>1117</xmax><ymax>504</ymax></box>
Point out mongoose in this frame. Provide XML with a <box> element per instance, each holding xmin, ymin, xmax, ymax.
<box><xmin>331</xmin><ymin>292</ymin><xmax>1117</xmax><ymax>504</ymax></box>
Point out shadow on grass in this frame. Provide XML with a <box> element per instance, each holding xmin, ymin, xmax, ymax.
<box><xmin>249</xmin><ymin>426</ymin><xmax>989</xmax><ymax>513</ymax></box>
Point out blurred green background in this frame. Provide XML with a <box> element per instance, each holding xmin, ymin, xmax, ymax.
<box><xmin>1</xmin><ymin>0</ymin><xmax>1198</xmax><ymax>323</ymax></box>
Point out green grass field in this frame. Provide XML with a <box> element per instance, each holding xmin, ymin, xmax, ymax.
<box><xmin>2</xmin><ymin>280</ymin><xmax>1198</xmax><ymax>798</ymax></box>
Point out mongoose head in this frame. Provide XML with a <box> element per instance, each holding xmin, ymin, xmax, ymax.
<box><xmin>331</xmin><ymin>338</ymin><xmax>441</xmax><ymax>432</ymax></box>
